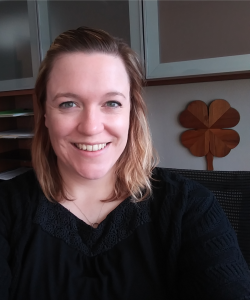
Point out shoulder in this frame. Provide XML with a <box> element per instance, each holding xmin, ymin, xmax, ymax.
<box><xmin>151</xmin><ymin>167</ymin><xmax>213</xmax><ymax>208</ymax></box>
<box><xmin>151</xmin><ymin>167</ymin><xmax>234</xmax><ymax>249</ymax></box>
<box><xmin>0</xmin><ymin>170</ymin><xmax>41</xmax><ymax>221</ymax></box>
<box><xmin>151</xmin><ymin>168</ymin><xmax>250</xmax><ymax>297</ymax></box>
<box><xmin>151</xmin><ymin>167</ymin><xmax>225</xmax><ymax>236</ymax></box>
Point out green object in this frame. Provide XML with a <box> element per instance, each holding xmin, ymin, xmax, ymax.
<box><xmin>0</xmin><ymin>109</ymin><xmax>34</xmax><ymax>117</ymax></box>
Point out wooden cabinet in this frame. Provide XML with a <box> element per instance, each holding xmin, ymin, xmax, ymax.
<box><xmin>2</xmin><ymin>0</ymin><xmax>250</xmax><ymax>89</ymax></box>
<box><xmin>0</xmin><ymin>0</ymin><xmax>143</xmax><ymax>92</ymax></box>
<box><xmin>143</xmin><ymin>0</ymin><xmax>250</xmax><ymax>80</ymax></box>
<box><xmin>0</xmin><ymin>89</ymin><xmax>36</xmax><ymax>174</ymax></box>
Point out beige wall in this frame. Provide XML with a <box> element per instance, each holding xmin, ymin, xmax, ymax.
<box><xmin>144</xmin><ymin>79</ymin><xmax>250</xmax><ymax>171</ymax></box>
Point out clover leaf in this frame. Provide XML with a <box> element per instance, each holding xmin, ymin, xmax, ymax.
<box><xmin>179</xmin><ymin>99</ymin><xmax>240</xmax><ymax>170</ymax></box>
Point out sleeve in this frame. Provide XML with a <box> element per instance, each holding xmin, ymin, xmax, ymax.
<box><xmin>176</xmin><ymin>183</ymin><xmax>250</xmax><ymax>300</ymax></box>
<box><xmin>0</xmin><ymin>185</ymin><xmax>13</xmax><ymax>300</ymax></box>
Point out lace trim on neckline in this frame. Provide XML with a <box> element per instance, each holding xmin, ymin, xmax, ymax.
<box><xmin>34</xmin><ymin>194</ymin><xmax>151</xmax><ymax>256</ymax></box>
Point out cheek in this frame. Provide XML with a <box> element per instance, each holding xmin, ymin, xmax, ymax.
<box><xmin>112</xmin><ymin>114</ymin><xmax>130</xmax><ymax>142</ymax></box>
<box><xmin>46</xmin><ymin>115</ymin><xmax>72</xmax><ymax>140</ymax></box>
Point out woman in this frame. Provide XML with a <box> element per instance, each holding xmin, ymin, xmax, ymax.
<box><xmin>0</xmin><ymin>27</ymin><xmax>249</xmax><ymax>300</ymax></box>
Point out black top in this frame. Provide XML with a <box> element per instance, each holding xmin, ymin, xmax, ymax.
<box><xmin>0</xmin><ymin>168</ymin><xmax>250</xmax><ymax>300</ymax></box>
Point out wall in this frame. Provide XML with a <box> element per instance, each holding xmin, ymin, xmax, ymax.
<box><xmin>144</xmin><ymin>79</ymin><xmax>250</xmax><ymax>171</ymax></box>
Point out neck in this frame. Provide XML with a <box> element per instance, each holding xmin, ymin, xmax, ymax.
<box><xmin>57</xmin><ymin>163</ymin><xmax>126</xmax><ymax>227</ymax></box>
<box><xmin>57</xmin><ymin>163</ymin><xmax>116</xmax><ymax>204</ymax></box>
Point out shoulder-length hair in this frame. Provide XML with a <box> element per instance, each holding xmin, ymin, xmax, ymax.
<box><xmin>32</xmin><ymin>26</ymin><xmax>158</xmax><ymax>203</ymax></box>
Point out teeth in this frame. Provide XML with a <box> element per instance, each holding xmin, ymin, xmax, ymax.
<box><xmin>75</xmin><ymin>143</ymin><xmax>107</xmax><ymax>152</ymax></box>
<box><xmin>92</xmin><ymin>145</ymin><xmax>98</xmax><ymax>151</ymax></box>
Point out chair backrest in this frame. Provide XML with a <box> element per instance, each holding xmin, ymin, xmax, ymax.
<box><xmin>166</xmin><ymin>168</ymin><xmax>250</xmax><ymax>268</ymax></box>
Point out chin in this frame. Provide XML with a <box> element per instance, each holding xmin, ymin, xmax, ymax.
<box><xmin>76</xmin><ymin>165</ymin><xmax>115</xmax><ymax>181</ymax></box>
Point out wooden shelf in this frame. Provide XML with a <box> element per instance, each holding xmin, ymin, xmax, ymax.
<box><xmin>0</xmin><ymin>149</ymin><xmax>31</xmax><ymax>162</ymax></box>
<box><xmin>0</xmin><ymin>89</ymin><xmax>36</xmax><ymax>173</ymax></box>
<box><xmin>0</xmin><ymin>89</ymin><xmax>34</xmax><ymax>97</ymax></box>
<box><xmin>145</xmin><ymin>72</ymin><xmax>250</xmax><ymax>86</ymax></box>
<box><xmin>0</xmin><ymin>129</ymin><xmax>34</xmax><ymax>139</ymax></box>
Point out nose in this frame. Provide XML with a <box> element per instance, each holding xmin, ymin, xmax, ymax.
<box><xmin>77</xmin><ymin>107</ymin><xmax>104</xmax><ymax>136</ymax></box>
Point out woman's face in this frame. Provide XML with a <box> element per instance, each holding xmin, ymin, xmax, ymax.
<box><xmin>45</xmin><ymin>52</ymin><xmax>130</xmax><ymax>181</ymax></box>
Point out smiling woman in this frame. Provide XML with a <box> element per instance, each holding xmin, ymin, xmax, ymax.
<box><xmin>33</xmin><ymin>27</ymin><xmax>154</xmax><ymax>205</ymax></box>
<box><xmin>44</xmin><ymin>52</ymin><xmax>131</xmax><ymax>188</ymax></box>
<box><xmin>0</xmin><ymin>27</ymin><xmax>250</xmax><ymax>300</ymax></box>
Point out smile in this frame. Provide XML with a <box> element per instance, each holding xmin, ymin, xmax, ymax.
<box><xmin>74</xmin><ymin>143</ymin><xmax>108</xmax><ymax>152</ymax></box>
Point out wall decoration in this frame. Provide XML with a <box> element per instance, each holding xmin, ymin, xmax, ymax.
<box><xmin>179</xmin><ymin>99</ymin><xmax>240</xmax><ymax>170</ymax></box>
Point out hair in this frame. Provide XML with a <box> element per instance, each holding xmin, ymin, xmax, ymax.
<box><xmin>32</xmin><ymin>26</ymin><xmax>158</xmax><ymax>203</ymax></box>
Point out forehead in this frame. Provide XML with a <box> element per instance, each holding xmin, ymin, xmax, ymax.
<box><xmin>47</xmin><ymin>52</ymin><xmax>130</xmax><ymax>96</ymax></box>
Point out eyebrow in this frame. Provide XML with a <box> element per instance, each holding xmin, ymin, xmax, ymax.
<box><xmin>52</xmin><ymin>93</ymin><xmax>81</xmax><ymax>102</ymax></box>
<box><xmin>52</xmin><ymin>91</ymin><xmax>126</xmax><ymax>101</ymax></box>
<box><xmin>104</xmin><ymin>91</ymin><xmax>126</xmax><ymax>99</ymax></box>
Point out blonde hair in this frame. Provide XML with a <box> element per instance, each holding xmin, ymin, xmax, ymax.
<box><xmin>32</xmin><ymin>27</ymin><xmax>158</xmax><ymax>202</ymax></box>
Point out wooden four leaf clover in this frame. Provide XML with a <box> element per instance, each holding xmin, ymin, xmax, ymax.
<box><xmin>179</xmin><ymin>99</ymin><xmax>240</xmax><ymax>170</ymax></box>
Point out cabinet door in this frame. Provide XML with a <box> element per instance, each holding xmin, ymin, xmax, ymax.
<box><xmin>0</xmin><ymin>0</ymin><xmax>40</xmax><ymax>92</ymax></box>
<box><xmin>143</xmin><ymin>0</ymin><xmax>250</xmax><ymax>79</ymax></box>
<box><xmin>43</xmin><ymin>0</ymin><xmax>142</xmax><ymax>58</ymax></box>
<box><xmin>48</xmin><ymin>0</ymin><xmax>130</xmax><ymax>43</ymax></box>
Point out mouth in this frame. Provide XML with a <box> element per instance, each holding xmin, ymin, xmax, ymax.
<box><xmin>74</xmin><ymin>142</ymin><xmax>110</xmax><ymax>152</ymax></box>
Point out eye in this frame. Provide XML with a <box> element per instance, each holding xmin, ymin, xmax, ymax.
<box><xmin>59</xmin><ymin>101</ymin><xmax>76</xmax><ymax>109</ymax></box>
<box><xmin>104</xmin><ymin>101</ymin><xmax>122</xmax><ymax>108</ymax></box>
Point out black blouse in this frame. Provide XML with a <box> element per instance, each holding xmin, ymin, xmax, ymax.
<box><xmin>0</xmin><ymin>168</ymin><xmax>250</xmax><ymax>300</ymax></box>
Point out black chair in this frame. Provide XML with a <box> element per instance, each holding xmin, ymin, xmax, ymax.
<box><xmin>166</xmin><ymin>168</ymin><xmax>250</xmax><ymax>269</ymax></box>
